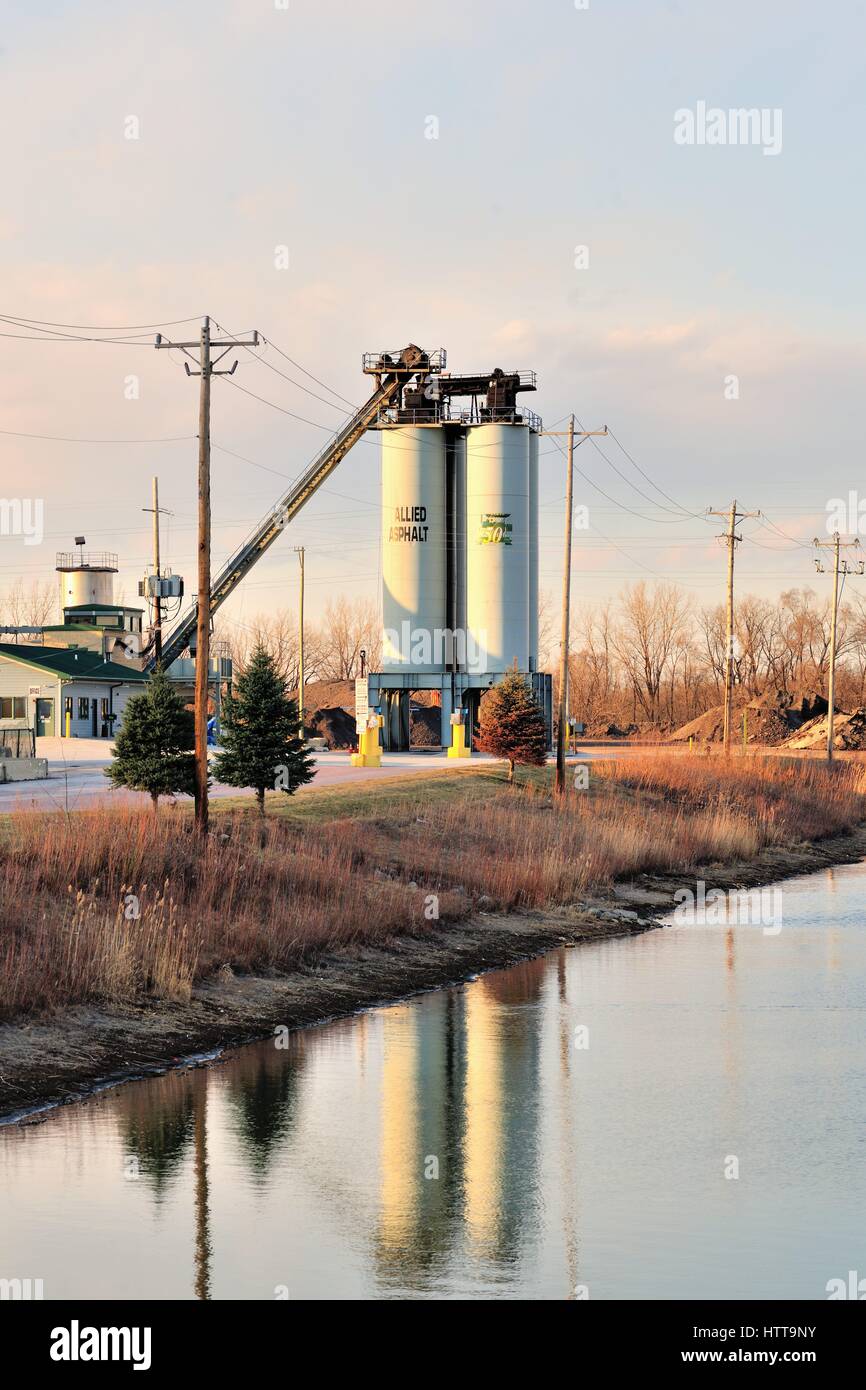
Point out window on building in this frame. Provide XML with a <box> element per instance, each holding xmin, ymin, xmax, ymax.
<box><xmin>78</xmin><ymin>697</ymin><xmax>90</xmax><ymax>719</ymax></box>
<box><xmin>101</xmin><ymin>698</ymin><xmax>109</xmax><ymax>720</ymax></box>
<box><xmin>64</xmin><ymin>696</ymin><xmax>73</xmax><ymax>715</ymax></box>
<box><xmin>0</xmin><ymin>697</ymin><xmax>27</xmax><ymax>719</ymax></box>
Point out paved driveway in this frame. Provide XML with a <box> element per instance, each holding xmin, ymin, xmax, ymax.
<box><xmin>0</xmin><ymin>737</ymin><xmax>678</xmax><ymax>814</ymax></box>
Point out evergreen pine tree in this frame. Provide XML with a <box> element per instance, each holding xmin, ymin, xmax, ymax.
<box><xmin>104</xmin><ymin>666</ymin><xmax>196</xmax><ymax>809</ymax></box>
<box><xmin>476</xmin><ymin>668</ymin><xmax>548</xmax><ymax>784</ymax></box>
<box><xmin>213</xmin><ymin>645</ymin><xmax>314</xmax><ymax>814</ymax></box>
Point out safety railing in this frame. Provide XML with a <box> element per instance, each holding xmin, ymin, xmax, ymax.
<box><xmin>375</xmin><ymin>402</ymin><xmax>543</xmax><ymax>430</ymax></box>
<box><xmin>362</xmin><ymin>348</ymin><xmax>446</xmax><ymax>374</ymax></box>
<box><xmin>55</xmin><ymin>552</ymin><xmax>118</xmax><ymax>571</ymax></box>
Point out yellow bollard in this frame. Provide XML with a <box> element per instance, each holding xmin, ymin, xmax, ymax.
<box><xmin>351</xmin><ymin>713</ymin><xmax>383</xmax><ymax>767</ymax></box>
<box><xmin>447</xmin><ymin>711</ymin><xmax>471</xmax><ymax>759</ymax></box>
<box><xmin>65</xmin><ymin>708</ymin><xmax>71</xmax><ymax>738</ymax></box>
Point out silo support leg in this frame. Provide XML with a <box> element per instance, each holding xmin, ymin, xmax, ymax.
<box><xmin>399</xmin><ymin>692</ymin><xmax>410</xmax><ymax>750</ymax></box>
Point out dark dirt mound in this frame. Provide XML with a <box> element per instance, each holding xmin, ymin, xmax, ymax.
<box><xmin>672</xmin><ymin>697</ymin><xmax>791</xmax><ymax>746</ymax></box>
<box><xmin>583</xmin><ymin>720</ymin><xmax>640</xmax><ymax>739</ymax></box>
<box><xmin>410</xmin><ymin>705</ymin><xmax>441</xmax><ymax>746</ymax></box>
<box><xmin>307</xmin><ymin>706</ymin><xmax>356</xmax><ymax>749</ymax></box>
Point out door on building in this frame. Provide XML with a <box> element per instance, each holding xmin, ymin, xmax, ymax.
<box><xmin>35</xmin><ymin>699</ymin><xmax>54</xmax><ymax>737</ymax></box>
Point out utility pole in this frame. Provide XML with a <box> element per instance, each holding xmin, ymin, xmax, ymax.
<box><xmin>708</xmin><ymin>501</ymin><xmax>760</xmax><ymax>755</ymax></box>
<box><xmin>539</xmin><ymin>417</ymin><xmax>608</xmax><ymax>795</ymax></box>
<box><xmin>813</xmin><ymin>533</ymin><xmax>863</xmax><ymax>763</ymax></box>
<box><xmin>155</xmin><ymin>316</ymin><xmax>259</xmax><ymax>834</ymax></box>
<box><xmin>142</xmin><ymin>476</ymin><xmax>171</xmax><ymax>665</ymax></box>
<box><xmin>294</xmin><ymin>546</ymin><xmax>305</xmax><ymax>740</ymax></box>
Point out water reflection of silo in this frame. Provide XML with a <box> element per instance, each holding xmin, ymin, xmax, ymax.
<box><xmin>462</xmin><ymin>960</ymin><xmax>545</xmax><ymax>1263</ymax></box>
<box><xmin>375</xmin><ymin>994</ymin><xmax>464</xmax><ymax>1289</ymax></box>
<box><xmin>374</xmin><ymin>960</ymin><xmax>545</xmax><ymax>1286</ymax></box>
<box><xmin>378</xmin><ymin>1005</ymin><xmax>420</xmax><ymax>1259</ymax></box>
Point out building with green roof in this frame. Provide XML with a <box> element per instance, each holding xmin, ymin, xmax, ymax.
<box><xmin>0</xmin><ymin>642</ymin><xmax>149</xmax><ymax>738</ymax></box>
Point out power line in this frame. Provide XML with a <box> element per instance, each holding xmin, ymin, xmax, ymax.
<box><xmin>216</xmin><ymin>375</ymin><xmax>339</xmax><ymax>431</ymax></box>
<box><xmin>0</xmin><ymin>428</ymin><xmax>196</xmax><ymax>444</ymax></box>
<box><xmin>0</xmin><ymin>328</ymin><xmax>159</xmax><ymax>345</ymax></box>
<box><xmin>605</xmin><ymin>426</ymin><xmax>709</xmax><ymax>520</ymax></box>
<box><xmin>550</xmin><ymin>426</ymin><xmax>697</xmax><ymax>524</ymax></box>
<box><xmin>211</xmin><ymin>441</ymin><xmax>378</xmax><ymax>510</ymax></box>
<box><xmin>573</xmin><ymin>420</ymin><xmax>692</xmax><ymax>517</ymax></box>
<box><xmin>0</xmin><ymin>313</ymin><xmax>203</xmax><ymax>331</ymax></box>
<box><xmin>259</xmin><ymin>337</ymin><xmax>359</xmax><ymax>411</ymax></box>
<box><xmin>245</xmin><ymin>349</ymin><xmax>355</xmax><ymax>416</ymax></box>
<box><xmin>755</xmin><ymin>515</ymin><xmax>814</xmax><ymax>549</ymax></box>
<box><xmin>210</xmin><ymin>324</ymin><xmax>359</xmax><ymax>417</ymax></box>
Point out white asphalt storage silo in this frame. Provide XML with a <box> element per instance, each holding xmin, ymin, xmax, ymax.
<box><xmin>465</xmin><ymin>423</ymin><xmax>530</xmax><ymax>673</ymax></box>
<box><xmin>381</xmin><ymin>426</ymin><xmax>448</xmax><ymax>672</ymax></box>
<box><xmin>448</xmin><ymin>431</ymin><xmax>467</xmax><ymax>653</ymax></box>
<box><xmin>528</xmin><ymin>428</ymin><xmax>539</xmax><ymax>671</ymax></box>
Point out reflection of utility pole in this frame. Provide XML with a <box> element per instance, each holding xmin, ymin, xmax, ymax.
<box><xmin>142</xmin><ymin>476</ymin><xmax>171</xmax><ymax>665</ymax></box>
<box><xmin>539</xmin><ymin>418</ymin><xmax>608</xmax><ymax>796</ymax></box>
<box><xmin>813</xmin><ymin>532</ymin><xmax>863</xmax><ymax>762</ymax></box>
<box><xmin>192</xmin><ymin>1069</ymin><xmax>212</xmax><ymax>1301</ymax></box>
<box><xmin>294</xmin><ymin>546</ymin><xmax>305</xmax><ymax>740</ymax></box>
<box><xmin>708</xmin><ymin>501</ymin><xmax>760</xmax><ymax>755</ymax></box>
<box><xmin>155</xmin><ymin>317</ymin><xmax>259</xmax><ymax>834</ymax></box>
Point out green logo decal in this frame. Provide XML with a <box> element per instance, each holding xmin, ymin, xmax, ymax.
<box><xmin>479</xmin><ymin>513</ymin><xmax>512</xmax><ymax>545</ymax></box>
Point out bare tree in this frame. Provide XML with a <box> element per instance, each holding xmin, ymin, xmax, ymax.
<box><xmin>568</xmin><ymin>603</ymin><xmax>618</xmax><ymax>725</ymax></box>
<box><xmin>537</xmin><ymin>589</ymin><xmax>555</xmax><ymax>671</ymax></box>
<box><xmin>317</xmin><ymin>597</ymin><xmax>380</xmax><ymax>681</ymax></box>
<box><xmin>612</xmin><ymin>582</ymin><xmax>692</xmax><ymax>723</ymax></box>
<box><xmin>697</xmin><ymin>604</ymin><xmax>727</xmax><ymax>699</ymax></box>
<box><xmin>214</xmin><ymin>610</ymin><xmax>325</xmax><ymax>697</ymax></box>
<box><xmin>1</xmin><ymin>579</ymin><xmax>56</xmax><ymax>639</ymax></box>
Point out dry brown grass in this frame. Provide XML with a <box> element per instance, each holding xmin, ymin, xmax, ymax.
<box><xmin>1</xmin><ymin>754</ymin><xmax>863</xmax><ymax>1019</ymax></box>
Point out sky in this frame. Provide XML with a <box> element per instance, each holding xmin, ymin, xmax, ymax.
<box><xmin>1</xmin><ymin>0</ymin><xmax>865</xmax><ymax>642</ymax></box>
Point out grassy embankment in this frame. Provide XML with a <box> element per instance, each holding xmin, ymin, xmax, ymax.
<box><xmin>2</xmin><ymin>754</ymin><xmax>864</xmax><ymax>1019</ymax></box>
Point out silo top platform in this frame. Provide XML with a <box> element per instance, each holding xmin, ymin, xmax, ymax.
<box><xmin>56</xmin><ymin>551</ymin><xmax>118</xmax><ymax>572</ymax></box>
<box><xmin>362</xmin><ymin>346</ymin><xmax>447</xmax><ymax>376</ymax></box>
